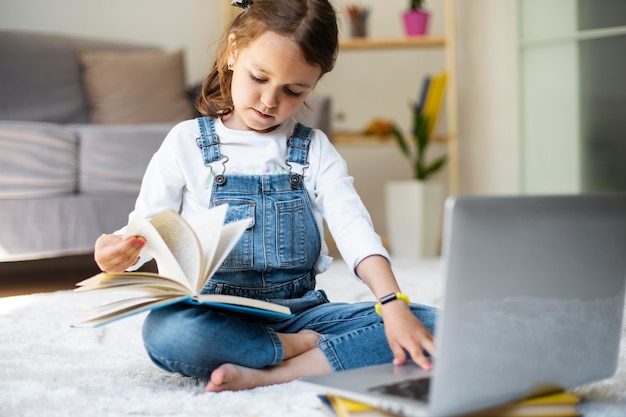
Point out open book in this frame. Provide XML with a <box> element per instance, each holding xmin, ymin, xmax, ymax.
<box><xmin>74</xmin><ymin>205</ymin><xmax>293</xmax><ymax>327</ymax></box>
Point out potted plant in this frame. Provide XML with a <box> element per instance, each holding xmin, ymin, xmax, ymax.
<box><xmin>403</xmin><ymin>0</ymin><xmax>430</xmax><ymax>36</ymax></box>
<box><xmin>385</xmin><ymin>102</ymin><xmax>447</xmax><ymax>258</ymax></box>
<box><xmin>391</xmin><ymin>105</ymin><xmax>446</xmax><ymax>181</ymax></box>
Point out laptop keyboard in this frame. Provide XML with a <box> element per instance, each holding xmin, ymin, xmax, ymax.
<box><xmin>368</xmin><ymin>377</ymin><xmax>431</xmax><ymax>402</ymax></box>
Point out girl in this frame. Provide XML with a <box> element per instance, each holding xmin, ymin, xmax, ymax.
<box><xmin>94</xmin><ymin>0</ymin><xmax>436</xmax><ymax>392</ymax></box>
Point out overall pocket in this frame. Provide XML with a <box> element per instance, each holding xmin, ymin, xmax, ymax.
<box><xmin>275</xmin><ymin>198</ymin><xmax>308</xmax><ymax>266</ymax></box>
<box><xmin>213</xmin><ymin>199</ymin><xmax>255</xmax><ymax>269</ymax></box>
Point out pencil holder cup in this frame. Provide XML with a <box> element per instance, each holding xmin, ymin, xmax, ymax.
<box><xmin>349</xmin><ymin>14</ymin><xmax>368</xmax><ymax>38</ymax></box>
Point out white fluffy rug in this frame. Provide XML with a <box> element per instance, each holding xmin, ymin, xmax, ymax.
<box><xmin>1</xmin><ymin>259</ymin><xmax>625</xmax><ymax>417</ymax></box>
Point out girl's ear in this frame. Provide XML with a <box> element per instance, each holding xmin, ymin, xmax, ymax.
<box><xmin>227</xmin><ymin>33</ymin><xmax>238</xmax><ymax>66</ymax></box>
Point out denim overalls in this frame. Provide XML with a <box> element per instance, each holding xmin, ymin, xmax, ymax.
<box><xmin>142</xmin><ymin>117</ymin><xmax>437</xmax><ymax>376</ymax></box>
<box><xmin>197</xmin><ymin>116</ymin><xmax>328</xmax><ymax>313</ymax></box>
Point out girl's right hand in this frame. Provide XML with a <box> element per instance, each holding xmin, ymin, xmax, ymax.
<box><xmin>94</xmin><ymin>234</ymin><xmax>146</xmax><ymax>272</ymax></box>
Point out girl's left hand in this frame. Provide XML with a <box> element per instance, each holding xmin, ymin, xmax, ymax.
<box><xmin>380</xmin><ymin>300</ymin><xmax>435</xmax><ymax>370</ymax></box>
<box><xmin>354</xmin><ymin>254</ymin><xmax>435</xmax><ymax>369</ymax></box>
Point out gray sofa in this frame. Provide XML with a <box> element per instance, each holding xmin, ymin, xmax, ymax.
<box><xmin>0</xmin><ymin>29</ymin><xmax>331</xmax><ymax>264</ymax></box>
<box><xmin>0</xmin><ymin>30</ymin><xmax>195</xmax><ymax>262</ymax></box>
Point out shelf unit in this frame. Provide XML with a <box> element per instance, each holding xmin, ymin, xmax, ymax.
<box><xmin>339</xmin><ymin>36</ymin><xmax>446</xmax><ymax>50</ymax></box>
<box><xmin>332</xmin><ymin>130</ymin><xmax>449</xmax><ymax>144</ymax></box>
<box><xmin>334</xmin><ymin>0</ymin><xmax>459</xmax><ymax>194</ymax></box>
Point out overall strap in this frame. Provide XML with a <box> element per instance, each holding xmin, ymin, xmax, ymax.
<box><xmin>196</xmin><ymin>116</ymin><xmax>227</xmax><ymax>185</ymax></box>
<box><xmin>286</xmin><ymin>122</ymin><xmax>313</xmax><ymax>189</ymax></box>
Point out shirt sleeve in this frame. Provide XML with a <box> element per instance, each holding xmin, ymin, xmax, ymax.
<box><xmin>308</xmin><ymin>131</ymin><xmax>390</xmax><ymax>278</ymax></box>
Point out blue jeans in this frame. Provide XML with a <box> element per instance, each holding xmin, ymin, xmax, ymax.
<box><xmin>142</xmin><ymin>297</ymin><xmax>437</xmax><ymax>376</ymax></box>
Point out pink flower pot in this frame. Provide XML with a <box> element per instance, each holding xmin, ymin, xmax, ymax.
<box><xmin>403</xmin><ymin>9</ymin><xmax>429</xmax><ymax>36</ymax></box>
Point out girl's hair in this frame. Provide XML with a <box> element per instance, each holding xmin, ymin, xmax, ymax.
<box><xmin>196</xmin><ymin>0</ymin><xmax>338</xmax><ymax>118</ymax></box>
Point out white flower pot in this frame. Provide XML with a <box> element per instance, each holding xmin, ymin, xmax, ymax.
<box><xmin>385</xmin><ymin>180</ymin><xmax>445</xmax><ymax>258</ymax></box>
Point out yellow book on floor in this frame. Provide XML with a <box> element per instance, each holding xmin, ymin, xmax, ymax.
<box><xmin>321</xmin><ymin>394</ymin><xmax>398</xmax><ymax>417</ymax></box>
<box><xmin>464</xmin><ymin>391</ymin><xmax>580</xmax><ymax>417</ymax></box>
<box><xmin>320</xmin><ymin>391</ymin><xmax>580</xmax><ymax>417</ymax></box>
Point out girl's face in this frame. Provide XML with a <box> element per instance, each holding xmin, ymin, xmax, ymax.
<box><xmin>224</xmin><ymin>31</ymin><xmax>322</xmax><ymax>133</ymax></box>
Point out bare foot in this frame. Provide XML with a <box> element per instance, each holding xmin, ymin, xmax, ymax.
<box><xmin>279</xmin><ymin>329</ymin><xmax>321</xmax><ymax>360</ymax></box>
<box><xmin>204</xmin><ymin>347</ymin><xmax>331</xmax><ymax>392</ymax></box>
<box><xmin>205</xmin><ymin>363</ymin><xmax>268</xmax><ymax>392</ymax></box>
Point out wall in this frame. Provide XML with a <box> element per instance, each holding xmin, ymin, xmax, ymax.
<box><xmin>454</xmin><ymin>0</ymin><xmax>520</xmax><ymax>195</ymax></box>
<box><xmin>0</xmin><ymin>0</ymin><xmax>223</xmax><ymax>85</ymax></box>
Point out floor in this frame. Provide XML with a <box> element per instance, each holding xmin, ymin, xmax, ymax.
<box><xmin>0</xmin><ymin>254</ymin><xmax>101</xmax><ymax>297</ymax></box>
<box><xmin>0</xmin><ymin>254</ymin><xmax>158</xmax><ymax>297</ymax></box>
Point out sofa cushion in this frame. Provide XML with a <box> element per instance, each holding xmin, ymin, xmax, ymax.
<box><xmin>80</xmin><ymin>50</ymin><xmax>196</xmax><ymax>124</ymax></box>
<box><xmin>0</xmin><ymin>122</ymin><xmax>78</xmax><ymax>198</ymax></box>
<box><xmin>0</xmin><ymin>31</ymin><xmax>88</xmax><ymax>123</ymax></box>
<box><xmin>0</xmin><ymin>30</ymin><xmax>160</xmax><ymax>124</ymax></box>
<box><xmin>74</xmin><ymin>123</ymin><xmax>174</xmax><ymax>194</ymax></box>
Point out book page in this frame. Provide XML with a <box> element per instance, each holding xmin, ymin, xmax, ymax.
<box><xmin>184</xmin><ymin>205</ymin><xmax>228</xmax><ymax>292</ymax></box>
<box><xmin>148</xmin><ymin>210</ymin><xmax>203</xmax><ymax>291</ymax></box>
<box><xmin>74</xmin><ymin>295</ymin><xmax>188</xmax><ymax>327</ymax></box>
<box><xmin>75</xmin><ymin>206</ymin><xmax>254</xmax><ymax>327</ymax></box>
<box><xmin>125</xmin><ymin>212</ymin><xmax>190</xmax><ymax>289</ymax></box>
<box><xmin>202</xmin><ymin>218</ymin><xmax>251</xmax><ymax>292</ymax></box>
<box><xmin>75</xmin><ymin>272</ymin><xmax>191</xmax><ymax>293</ymax></box>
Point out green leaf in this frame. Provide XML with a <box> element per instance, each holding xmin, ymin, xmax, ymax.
<box><xmin>421</xmin><ymin>155</ymin><xmax>447</xmax><ymax>179</ymax></box>
<box><xmin>392</xmin><ymin>101</ymin><xmax>446</xmax><ymax>180</ymax></box>
<box><xmin>414</xmin><ymin>113</ymin><xmax>429</xmax><ymax>153</ymax></box>
<box><xmin>391</xmin><ymin>124</ymin><xmax>411</xmax><ymax>159</ymax></box>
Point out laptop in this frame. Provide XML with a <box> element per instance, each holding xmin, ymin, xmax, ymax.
<box><xmin>299</xmin><ymin>194</ymin><xmax>626</xmax><ymax>417</ymax></box>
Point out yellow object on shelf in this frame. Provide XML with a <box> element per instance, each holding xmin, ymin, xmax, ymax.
<box><xmin>339</xmin><ymin>36</ymin><xmax>446</xmax><ymax>50</ymax></box>
<box><xmin>363</xmin><ymin>119</ymin><xmax>395</xmax><ymax>136</ymax></box>
<box><xmin>421</xmin><ymin>72</ymin><xmax>447</xmax><ymax>139</ymax></box>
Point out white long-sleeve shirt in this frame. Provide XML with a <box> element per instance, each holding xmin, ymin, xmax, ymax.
<box><xmin>123</xmin><ymin>117</ymin><xmax>389</xmax><ymax>276</ymax></box>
